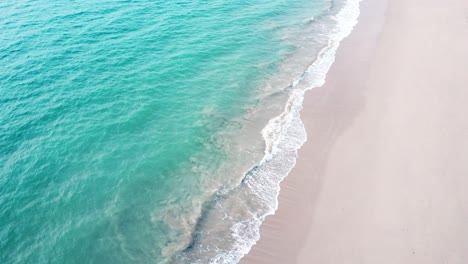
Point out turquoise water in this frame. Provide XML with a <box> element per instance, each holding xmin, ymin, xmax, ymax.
<box><xmin>0</xmin><ymin>0</ymin><xmax>357</xmax><ymax>263</ymax></box>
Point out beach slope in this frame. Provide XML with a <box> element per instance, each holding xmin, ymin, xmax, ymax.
<box><xmin>242</xmin><ymin>0</ymin><xmax>468</xmax><ymax>263</ymax></box>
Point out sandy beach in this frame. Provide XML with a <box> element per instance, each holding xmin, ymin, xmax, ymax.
<box><xmin>242</xmin><ymin>0</ymin><xmax>468</xmax><ymax>263</ymax></box>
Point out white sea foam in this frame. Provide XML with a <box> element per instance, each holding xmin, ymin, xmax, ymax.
<box><xmin>209</xmin><ymin>0</ymin><xmax>363</xmax><ymax>263</ymax></box>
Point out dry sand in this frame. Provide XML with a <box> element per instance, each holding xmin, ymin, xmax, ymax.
<box><xmin>242</xmin><ymin>0</ymin><xmax>468</xmax><ymax>263</ymax></box>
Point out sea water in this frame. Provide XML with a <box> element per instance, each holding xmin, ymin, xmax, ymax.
<box><xmin>0</xmin><ymin>0</ymin><xmax>360</xmax><ymax>263</ymax></box>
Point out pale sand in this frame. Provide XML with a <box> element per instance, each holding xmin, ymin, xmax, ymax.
<box><xmin>242</xmin><ymin>0</ymin><xmax>468</xmax><ymax>263</ymax></box>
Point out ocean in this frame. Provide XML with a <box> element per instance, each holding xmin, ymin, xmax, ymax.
<box><xmin>0</xmin><ymin>0</ymin><xmax>360</xmax><ymax>263</ymax></box>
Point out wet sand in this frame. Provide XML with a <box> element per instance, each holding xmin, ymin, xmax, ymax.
<box><xmin>242</xmin><ymin>0</ymin><xmax>468</xmax><ymax>263</ymax></box>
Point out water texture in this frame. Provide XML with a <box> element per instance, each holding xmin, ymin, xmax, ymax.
<box><xmin>0</xmin><ymin>0</ymin><xmax>359</xmax><ymax>263</ymax></box>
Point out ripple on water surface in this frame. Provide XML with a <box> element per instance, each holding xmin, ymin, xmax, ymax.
<box><xmin>0</xmin><ymin>0</ymin><xmax>357</xmax><ymax>263</ymax></box>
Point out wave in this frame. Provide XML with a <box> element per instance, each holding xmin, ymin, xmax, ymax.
<box><xmin>171</xmin><ymin>0</ymin><xmax>362</xmax><ymax>263</ymax></box>
<box><xmin>221</xmin><ymin>0</ymin><xmax>362</xmax><ymax>262</ymax></box>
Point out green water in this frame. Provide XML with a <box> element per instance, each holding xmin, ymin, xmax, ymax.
<box><xmin>0</xmin><ymin>0</ymin><xmax>330</xmax><ymax>263</ymax></box>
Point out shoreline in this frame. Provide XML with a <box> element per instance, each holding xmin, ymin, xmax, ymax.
<box><xmin>242</xmin><ymin>0</ymin><xmax>468</xmax><ymax>262</ymax></box>
<box><xmin>241</xmin><ymin>0</ymin><xmax>387</xmax><ymax>262</ymax></box>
